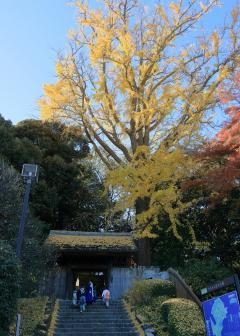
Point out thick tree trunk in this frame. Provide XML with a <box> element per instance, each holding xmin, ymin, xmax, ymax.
<box><xmin>135</xmin><ymin>197</ymin><xmax>151</xmax><ymax>266</ymax></box>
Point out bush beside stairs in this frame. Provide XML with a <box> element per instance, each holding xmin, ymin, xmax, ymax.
<box><xmin>48</xmin><ymin>299</ymin><xmax>139</xmax><ymax>336</ymax></box>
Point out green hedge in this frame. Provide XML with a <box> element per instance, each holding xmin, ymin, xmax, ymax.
<box><xmin>127</xmin><ymin>280</ymin><xmax>206</xmax><ymax>336</ymax></box>
<box><xmin>161</xmin><ymin>298</ymin><xmax>206</xmax><ymax>336</ymax></box>
<box><xmin>127</xmin><ymin>279</ymin><xmax>175</xmax><ymax>306</ymax></box>
<box><xmin>0</xmin><ymin>241</ymin><xmax>21</xmax><ymax>336</ymax></box>
<box><xmin>10</xmin><ymin>297</ymin><xmax>48</xmax><ymax>336</ymax></box>
<box><xmin>136</xmin><ymin>295</ymin><xmax>170</xmax><ymax>321</ymax></box>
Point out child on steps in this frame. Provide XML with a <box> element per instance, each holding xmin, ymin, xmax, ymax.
<box><xmin>102</xmin><ymin>288</ymin><xmax>110</xmax><ymax>308</ymax></box>
<box><xmin>79</xmin><ymin>285</ymin><xmax>86</xmax><ymax>312</ymax></box>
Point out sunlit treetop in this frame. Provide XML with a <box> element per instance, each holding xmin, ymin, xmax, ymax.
<box><xmin>39</xmin><ymin>0</ymin><xmax>240</xmax><ymax>237</ymax></box>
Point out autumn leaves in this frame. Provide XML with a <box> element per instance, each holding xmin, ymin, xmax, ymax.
<box><xmin>39</xmin><ymin>0</ymin><xmax>240</xmax><ymax>239</ymax></box>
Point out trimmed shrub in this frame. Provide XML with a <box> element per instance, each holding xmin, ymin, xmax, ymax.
<box><xmin>131</xmin><ymin>295</ymin><xmax>173</xmax><ymax>336</ymax></box>
<box><xmin>127</xmin><ymin>279</ymin><xmax>175</xmax><ymax>306</ymax></box>
<box><xmin>136</xmin><ymin>295</ymin><xmax>171</xmax><ymax>325</ymax></box>
<box><xmin>0</xmin><ymin>241</ymin><xmax>21</xmax><ymax>335</ymax></box>
<box><xmin>179</xmin><ymin>258</ymin><xmax>231</xmax><ymax>295</ymax></box>
<box><xmin>161</xmin><ymin>298</ymin><xmax>205</xmax><ymax>336</ymax></box>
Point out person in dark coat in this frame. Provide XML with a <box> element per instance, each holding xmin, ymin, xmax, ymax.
<box><xmin>86</xmin><ymin>281</ymin><xmax>94</xmax><ymax>304</ymax></box>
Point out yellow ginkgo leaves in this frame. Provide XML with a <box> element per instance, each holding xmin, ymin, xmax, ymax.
<box><xmin>169</xmin><ymin>2</ymin><xmax>180</xmax><ymax>14</ymax></box>
<box><xmin>211</xmin><ymin>31</ymin><xmax>220</xmax><ymax>55</ymax></box>
<box><xmin>105</xmin><ymin>145</ymin><xmax>192</xmax><ymax>238</ymax></box>
<box><xmin>39</xmin><ymin>0</ymin><xmax>239</xmax><ymax>238</ymax></box>
<box><xmin>200</xmin><ymin>2</ymin><xmax>207</xmax><ymax>11</ymax></box>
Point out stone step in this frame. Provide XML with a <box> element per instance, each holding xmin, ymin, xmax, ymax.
<box><xmin>58</xmin><ymin>309</ymin><xmax>126</xmax><ymax>313</ymax></box>
<box><xmin>50</xmin><ymin>299</ymin><xmax>139</xmax><ymax>336</ymax></box>
<box><xmin>53</xmin><ymin>332</ymin><xmax>139</xmax><ymax>336</ymax></box>
<box><xmin>60</xmin><ymin>306</ymin><xmax>124</xmax><ymax>311</ymax></box>
<box><xmin>56</xmin><ymin>318</ymin><xmax>132</xmax><ymax>323</ymax></box>
<box><xmin>61</xmin><ymin>304</ymin><xmax>123</xmax><ymax>307</ymax></box>
<box><xmin>60</xmin><ymin>308</ymin><xmax>125</xmax><ymax>311</ymax></box>
<box><xmin>59</xmin><ymin>304</ymin><xmax>124</xmax><ymax>308</ymax></box>
<box><xmin>60</xmin><ymin>301</ymin><xmax>122</xmax><ymax>307</ymax></box>
<box><xmin>57</xmin><ymin>313</ymin><xmax>129</xmax><ymax>318</ymax></box>
<box><xmin>60</xmin><ymin>300</ymin><xmax>122</xmax><ymax>303</ymax></box>
<box><xmin>56</xmin><ymin>310</ymin><xmax>128</xmax><ymax>319</ymax></box>
<box><xmin>58</xmin><ymin>309</ymin><xmax>128</xmax><ymax>312</ymax></box>
<box><xmin>55</xmin><ymin>323</ymin><xmax>133</xmax><ymax>329</ymax></box>
<box><xmin>55</xmin><ymin>327</ymin><xmax>136</xmax><ymax>332</ymax></box>
<box><xmin>56</xmin><ymin>322</ymin><xmax>133</xmax><ymax>327</ymax></box>
<box><xmin>60</xmin><ymin>306</ymin><xmax>124</xmax><ymax>310</ymax></box>
<box><xmin>57</xmin><ymin>310</ymin><xmax>128</xmax><ymax>314</ymax></box>
<box><xmin>56</xmin><ymin>318</ymin><xmax>130</xmax><ymax>323</ymax></box>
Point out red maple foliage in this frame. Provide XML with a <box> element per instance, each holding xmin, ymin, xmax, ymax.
<box><xmin>185</xmin><ymin>72</ymin><xmax>240</xmax><ymax>198</ymax></box>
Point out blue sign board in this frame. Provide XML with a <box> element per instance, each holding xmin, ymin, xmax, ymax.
<box><xmin>202</xmin><ymin>290</ymin><xmax>240</xmax><ymax>336</ymax></box>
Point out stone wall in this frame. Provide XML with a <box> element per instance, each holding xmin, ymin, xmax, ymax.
<box><xmin>109</xmin><ymin>266</ymin><xmax>160</xmax><ymax>300</ymax></box>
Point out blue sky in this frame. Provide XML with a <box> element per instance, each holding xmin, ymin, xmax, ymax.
<box><xmin>0</xmin><ymin>0</ymin><xmax>238</xmax><ymax>124</ymax></box>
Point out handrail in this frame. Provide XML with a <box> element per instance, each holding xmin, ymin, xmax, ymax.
<box><xmin>168</xmin><ymin>268</ymin><xmax>201</xmax><ymax>307</ymax></box>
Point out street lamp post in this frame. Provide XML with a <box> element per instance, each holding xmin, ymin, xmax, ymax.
<box><xmin>15</xmin><ymin>164</ymin><xmax>39</xmax><ymax>336</ymax></box>
<box><xmin>16</xmin><ymin>164</ymin><xmax>39</xmax><ymax>257</ymax></box>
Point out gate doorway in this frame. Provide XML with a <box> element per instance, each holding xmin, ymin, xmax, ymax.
<box><xmin>72</xmin><ymin>270</ymin><xmax>108</xmax><ymax>298</ymax></box>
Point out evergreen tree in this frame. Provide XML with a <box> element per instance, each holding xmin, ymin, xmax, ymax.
<box><xmin>0</xmin><ymin>116</ymin><xmax>111</xmax><ymax>231</ymax></box>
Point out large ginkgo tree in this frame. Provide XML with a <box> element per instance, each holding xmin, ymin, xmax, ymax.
<box><xmin>40</xmin><ymin>0</ymin><xmax>240</xmax><ymax>263</ymax></box>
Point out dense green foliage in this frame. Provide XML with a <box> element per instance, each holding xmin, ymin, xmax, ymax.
<box><xmin>194</xmin><ymin>193</ymin><xmax>240</xmax><ymax>272</ymax></box>
<box><xmin>0</xmin><ymin>115</ymin><xmax>125</xmax><ymax>301</ymax></box>
<box><xmin>0</xmin><ymin>157</ymin><xmax>50</xmax><ymax>297</ymax></box>
<box><xmin>0</xmin><ymin>114</ymin><xmax>127</xmax><ymax>300</ymax></box>
<box><xmin>178</xmin><ymin>258</ymin><xmax>232</xmax><ymax>295</ymax></box>
<box><xmin>127</xmin><ymin>279</ymin><xmax>175</xmax><ymax>306</ymax></box>
<box><xmin>0</xmin><ymin>116</ymin><xmax>109</xmax><ymax>231</ymax></box>
<box><xmin>20</xmin><ymin>216</ymin><xmax>52</xmax><ymax>296</ymax></box>
<box><xmin>135</xmin><ymin>296</ymin><xmax>171</xmax><ymax>336</ymax></box>
<box><xmin>127</xmin><ymin>279</ymin><xmax>206</xmax><ymax>336</ymax></box>
<box><xmin>10</xmin><ymin>297</ymin><xmax>48</xmax><ymax>336</ymax></box>
<box><xmin>0</xmin><ymin>157</ymin><xmax>22</xmax><ymax>241</ymax></box>
<box><xmin>0</xmin><ymin>241</ymin><xmax>21</xmax><ymax>336</ymax></box>
<box><xmin>127</xmin><ymin>280</ymin><xmax>175</xmax><ymax>336</ymax></box>
<box><xmin>0</xmin><ymin>115</ymin><xmax>18</xmax><ymax>163</ymax></box>
<box><xmin>151</xmin><ymin>214</ymin><xmax>193</xmax><ymax>269</ymax></box>
<box><xmin>161</xmin><ymin>298</ymin><xmax>205</xmax><ymax>336</ymax></box>
<box><xmin>151</xmin><ymin>184</ymin><xmax>240</xmax><ymax>277</ymax></box>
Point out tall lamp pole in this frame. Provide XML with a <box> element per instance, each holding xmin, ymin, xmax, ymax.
<box><xmin>16</xmin><ymin>164</ymin><xmax>39</xmax><ymax>257</ymax></box>
<box><xmin>15</xmin><ymin>164</ymin><xmax>39</xmax><ymax>336</ymax></box>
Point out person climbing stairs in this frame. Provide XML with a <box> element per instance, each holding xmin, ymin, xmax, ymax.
<box><xmin>49</xmin><ymin>299</ymin><xmax>139</xmax><ymax>336</ymax></box>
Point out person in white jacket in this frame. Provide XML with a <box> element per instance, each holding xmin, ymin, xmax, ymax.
<box><xmin>102</xmin><ymin>288</ymin><xmax>110</xmax><ymax>307</ymax></box>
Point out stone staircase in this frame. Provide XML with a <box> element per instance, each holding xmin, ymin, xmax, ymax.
<box><xmin>50</xmin><ymin>299</ymin><xmax>139</xmax><ymax>336</ymax></box>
